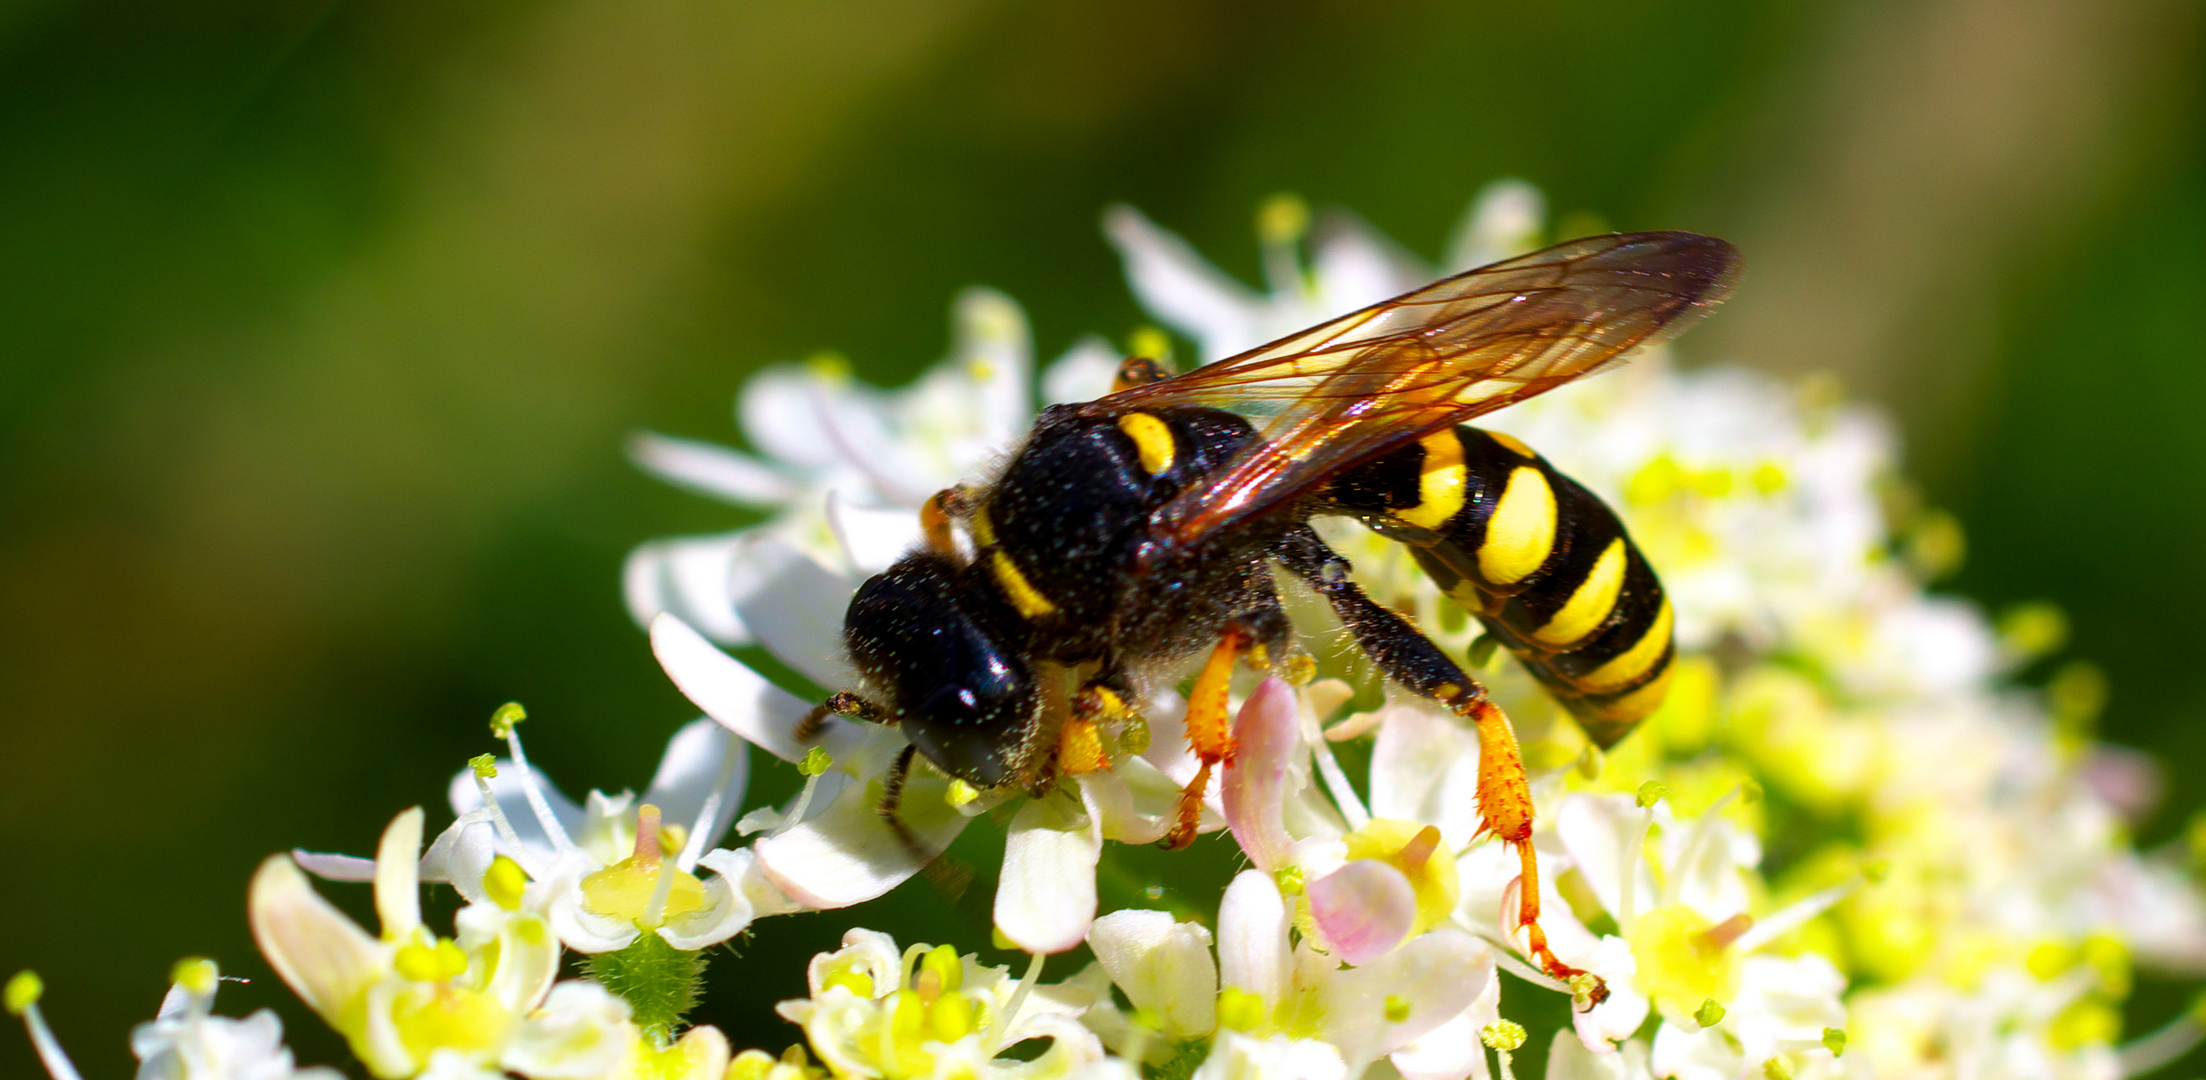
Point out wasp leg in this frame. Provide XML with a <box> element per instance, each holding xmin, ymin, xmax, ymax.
<box><xmin>1160</xmin><ymin>601</ymin><xmax>1288</xmax><ymax>850</ymax></box>
<box><xmin>920</xmin><ymin>486</ymin><xmax>968</xmax><ymax>562</ymax></box>
<box><xmin>798</xmin><ymin>690</ymin><xmax>891</xmax><ymax>743</ymax></box>
<box><xmin>1274</xmin><ymin>526</ymin><xmax>1604</xmax><ymax>1002</ymax></box>
<box><xmin>1063</xmin><ymin>675</ymin><xmax>1135</xmax><ymax>777</ymax></box>
<box><xmin>873</xmin><ymin>742</ymin><xmax>974</xmax><ymax>900</ymax></box>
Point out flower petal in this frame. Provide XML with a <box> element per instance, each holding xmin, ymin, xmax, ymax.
<box><xmin>621</xmin><ymin>531</ymin><xmax>752</xmax><ymax>644</ymax></box>
<box><xmin>247</xmin><ymin>856</ymin><xmax>386</xmax><ymax>1022</ymax></box>
<box><xmin>1546</xmin><ymin>1027</ymin><xmax>1655</xmax><ymax>1080</ymax></box>
<box><xmin>1571</xmin><ymin>936</ymin><xmax>1650</xmax><ymax>1053</ymax></box>
<box><xmin>1216</xmin><ymin>870</ymin><xmax>1292</xmax><ymax>1008</ymax></box>
<box><xmin>447</xmin><ymin>759</ymin><xmax>585</xmax><ymax>869</ymax></box>
<box><xmin>419</xmin><ymin>817</ymin><xmax>495</xmax><ymax>905</ymax></box>
<box><xmin>697</xmin><ymin>846</ymin><xmax>803</xmax><ymax>920</ymax></box>
<box><xmin>1104</xmin><ymin>204</ymin><xmax>1262</xmax><ymax>360</ymax></box>
<box><xmin>1554</xmin><ymin>794</ymin><xmax>1658</xmax><ymax>927</ymax></box>
<box><xmin>1193</xmin><ymin>1032</ymin><xmax>1348</xmax><ymax>1080</ymax></box>
<box><xmin>1314</xmin><ymin>928</ymin><xmax>1491</xmax><ymax>1067</ymax></box>
<box><xmin>499</xmin><ymin>981</ymin><xmax>636</xmax><ymax>1080</ymax></box>
<box><xmin>372</xmin><ymin>808</ymin><xmax>424</xmax><ymax>939</ymax></box>
<box><xmin>1085</xmin><ymin>910</ymin><xmax>1217</xmax><ymax>1039</ymax></box>
<box><xmin>626</xmin><ymin>431</ymin><xmax>796</xmax><ymax>507</ymax></box>
<box><xmin>453</xmin><ymin>902</ymin><xmax>560</xmax><ymax>1012</ymax></box>
<box><xmin>1367</xmin><ymin>703</ymin><xmax>1482</xmax><ymax>850</ymax></box>
<box><xmin>996</xmin><ymin>794</ymin><xmax>1103</xmax><ymax>955</ymax></box>
<box><xmin>640</xmin><ymin>718</ymin><xmax>749</xmax><ymax>859</ymax></box>
<box><xmin>732</xmin><ymin>536</ymin><xmax>860</xmax><ymax>691</ymax></box>
<box><xmin>752</xmin><ymin>764</ymin><xmax>970</xmax><ymax>909</ymax></box>
<box><xmin>1307</xmin><ymin>860</ymin><xmax>1416</xmax><ymax>966</ymax></box>
<box><xmin>651</xmin><ymin>612</ymin><xmax>856</xmax><ymax>764</ymax></box>
<box><xmin>1041</xmin><ymin>336</ymin><xmax>1120</xmax><ymax>406</ymax></box>
<box><xmin>1442</xmin><ymin>179</ymin><xmax>1546</xmax><ymax>272</ymax></box>
<box><xmin>1224</xmin><ymin>679</ymin><xmax>1302</xmax><ymax>872</ymax></box>
<box><xmin>657</xmin><ymin>871</ymin><xmax>754</xmax><ymax>951</ymax></box>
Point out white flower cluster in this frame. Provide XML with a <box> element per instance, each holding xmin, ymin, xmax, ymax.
<box><xmin>17</xmin><ymin>185</ymin><xmax>2206</xmax><ymax>1080</ymax></box>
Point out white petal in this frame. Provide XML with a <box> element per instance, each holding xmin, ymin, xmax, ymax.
<box><xmin>1193</xmin><ymin>1032</ymin><xmax>1350</xmax><ymax>1080</ymax></box>
<box><xmin>996</xmin><ymin>794</ymin><xmax>1103</xmax><ymax>955</ymax></box>
<box><xmin>533</xmin><ymin>853</ymin><xmax>640</xmax><ymax>955</ymax></box>
<box><xmin>246</xmin><ymin>856</ymin><xmax>385</xmax><ymax>1022</ymax></box>
<box><xmin>1315</xmin><ymin>928</ymin><xmax>1491</xmax><ymax>1068</ymax></box>
<box><xmin>621</xmin><ymin>532</ymin><xmax>752</xmax><ymax>645</ymax></box>
<box><xmin>627</xmin><ymin>431</ymin><xmax>796</xmax><ymax>506</ymax></box>
<box><xmin>1104</xmin><ymin>204</ymin><xmax>1262</xmax><ymax>360</ymax></box>
<box><xmin>948</xmin><ymin>286</ymin><xmax>1034</xmax><ymax>448</ymax></box>
<box><xmin>651</xmin><ymin>613</ymin><xmax>857</xmax><ymax>764</ymax></box>
<box><xmin>499</xmin><ymin>981</ymin><xmax>637</xmax><ymax>1080</ymax></box>
<box><xmin>1442</xmin><ymin>179</ymin><xmax>1546</xmax><ymax>272</ymax></box>
<box><xmin>1085</xmin><ymin>909</ymin><xmax>1217</xmax><ymax>1039</ymax></box>
<box><xmin>289</xmin><ymin>850</ymin><xmax>377</xmax><ymax>882</ymax></box>
<box><xmin>453</xmin><ymin>903</ymin><xmax>560</xmax><ymax>1013</ymax></box>
<box><xmin>739</xmin><ymin>365</ymin><xmax>869</xmax><ymax>471</ymax></box>
<box><xmin>1387</xmin><ymin>1006</ymin><xmax>1486</xmax><ymax>1080</ymax></box>
<box><xmin>751</xmin><ymin>763</ymin><xmax>970</xmax><ymax>909</ymax></box>
<box><xmin>419</xmin><ymin>818</ymin><xmax>495</xmax><ymax>905</ymax></box>
<box><xmin>732</xmin><ymin>536</ymin><xmax>860</xmax><ymax>690</ymax></box>
<box><xmin>658</xmin><ymin>872</ymin><xmax>754</xmax><ymax>951</ymax></box>
<box><xmin>1311</xmin><ymin>210</ymin><xmax>1426</xmax><ymax>316</ymax></box>
<box><xmin>1368</xmin><ymin>703</ymin><xmax>1483</xmax><ymax>850</ymax></box>
<box><xmin>641</xmin><ymin>719</ymin><xmax>749</xmax><ymax>858</ymax></box>
<box><xmin>697</xmin><ymin>847</ymin><xmax>804</xmax><ymax>920</ymax></box>
<box><xmin>1554</xmin><ymin>794</ymin><xmax>1656</xmax><ymax>926</ymax></box>
<box><xmin>447</xmin><ymin>761</ymin><xmax>585</xmax><ymax>869</ymax></box>
<box><xmin>1074</xmin><ymin>766</ymin><xmax>1174</xmax><ymax>846</ymax></box>
<box><xmin>372</xmin><ymin>808</ymin><xmax>424</xmax><ymax>939</ymax></box>
<box><xmin>1546</xmin><ymin>1028</ymin><xmax>1654</xmax><ymax>1080</ymax></box>
<box><xmin>1648</xmin><ymin>1022</ymin><xmax>1737</xmax><ymax>1080</ymax></box>
<box><xmin>1571</xmin><ymin>937</ymin><xmax>1650</xmax><ymax>1053</ymax></box>
<box><xmin>1041</xmin><ymin>336</ymin><xmax>1121</xmax><ymax>406</ymax></box>
<box><xmin>1216</xmin><ymin>871</ymin><xmax>1292</xmax><ymax>1008</ymax></box>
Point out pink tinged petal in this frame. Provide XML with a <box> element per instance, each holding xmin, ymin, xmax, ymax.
<box><xmin>1103</xmin><ymin>204</ymin><xmax>1262</xmax><ymax>360</ymax></box>
<box><xmin>1217</xmin><ymin>871</ymin><xmax>1292</xmax><ymax>1007</ymax></box>
<box><xmin>996</xmin><ymin>795</ymin><xmax>1103</xmax><ymax>955</ymax></box>
<box><xmin>1318</xmin><ymin>928</ymin><xmax>1492</xmax><ymax>1068</ymax></box>
<box><xmin>373</xmin><ymin>808</ymin><xmax>425</xmax><ymax>938</ymax></box>
<box><xmin>1085</xmin><ymin>910</ymin><xmax>1218</xmax><ymax>1040</ymax></box>
<box><xmin>1224</xmin><ymin>679</ymin><xmax>1302</xmax><ymax>872</ymax></box>
<box><xmin>1368</xmin><ymin>705</ymin><xmax>1482</xmax><ymax>849</ymax></box>
<box><xmin>626</xmin><ymin>431</ymin><xmax>796</xmax><ymax>507</ymax></box>
<box><xmin>730</xmin><ymin>537</ymin><xmax>860</xmax><ymax>691</ymax></box>
<box><xmin>621</xmin><ymin>532</ymin><xmax>753</xmax><ymax>645</ymax></box>
<box><xmin>642</xmin><ymin>719</ymin><xmax>749</xmax><ymax>858</ymax></box>
<box><xmin>651</xmin><ymin>613</ymin><xmax>856</xmax><ymax>764</ymax></box>
<box><xmin>752</xmin><ymin>766</ymin><xmax>969</xmax><ymax>909</ymax></box>
<box><xmin>1572</xmin><ymin>937</ymin><xmax>1649</xmax><ymax>1053</ymax></box>
<box><xmin>247</xmin><ymin>856</ymin><xmax>385</xmax><ymax>1022</ymax></box>
<box><xmin>1307</xmin><ymin>860</ymin><xmax>1416</xmax><ymax>966</ymax></box>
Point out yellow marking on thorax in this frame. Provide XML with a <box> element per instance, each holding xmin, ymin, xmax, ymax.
<box><xmin>1396</xmin><ymin>430</ymin><xmax>1466</xmax><ymax>530</ymax></box>
<box><xmin>1477</xmin><ymin>467</ymin><xmax>1556</xmax><ymax>585</ymax></box>
<box><xmin>1117</xmin><ymin>412</ymin><xmax>1177</xmax><ymax>476</ymax></box>
<box><xmin>1533</xmin><ymin>539</ymin><xmax>1627</xmax><ymax>647</ymax></box>
<box><xmin>1577</xmin><ymin>598</ymin><xmax>1673</xmax><ymax>693</ymax></box>
<box><xmin>990</xmin><ymin>550</ymin><xmax>1057</xmax><ymax>618</ymax></box>
<box><xmin>1485</xmin><ymin>430</ymin><xmax>1536</xmax><ymax>458</ymax></box>
<box><xmin>970</xmin><ymin>506</ymin><xmax>998</xmax><ymax>547</ymax></box>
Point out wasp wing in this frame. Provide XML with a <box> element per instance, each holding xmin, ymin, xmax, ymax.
<box><xmin>1091</xmin><ymin>231</ymin><xmax>1740</xmax><ymax>550</ymax></box>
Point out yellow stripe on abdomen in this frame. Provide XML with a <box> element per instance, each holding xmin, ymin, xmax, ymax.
<box><xmin>1396</xmin><ymin>429</ymin><xmax>1467</xmax><ymax>530</ymax></box>
<box><xmin>1116</xmin><ymin>412</ymin><xmax>1177</xmax><ymax>476</ymax></box>
<box><xmin>1577</xmin><ymin>598</ymin><xmax>1672</xmax><ymax>693</ymax></box>
<box><xmin>1477</xmin><ymin>466</ymin><xmax>1556</xmax><ymax>585</ymax></box>
<box><xmin>1533</xmin><ymin>539</ymin><xmax>1626</xmax><ymax>647</ymax></box>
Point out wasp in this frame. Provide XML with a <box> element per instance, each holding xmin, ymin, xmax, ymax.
<box><xmin>812</xmin><ymin>230</ymin><xmax>1739</xmax><ymax>992</ymax></box>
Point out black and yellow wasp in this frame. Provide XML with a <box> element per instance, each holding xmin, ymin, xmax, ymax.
<box><xmin>813</xmin><ymin>230</ymin><xmax>1739</xmax><ymax>993</ymax></box>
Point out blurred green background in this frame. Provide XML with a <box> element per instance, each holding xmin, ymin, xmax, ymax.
<box><xmin>0</xmin><ymin>0</ymin><xmax>2199</xmax><ymax>1074</ymax></box>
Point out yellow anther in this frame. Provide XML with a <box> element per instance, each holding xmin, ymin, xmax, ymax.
<box><xmin>489</xmin><ymin>702</ymin><xmax>526</xmax><ymax>737</ymax></box>
<box><xmin>5</xmin><ymin>971</ymin><xmax>42</xmax><ymax>1015</ymax></box>
<box><xmin>1762</xmin><ymin>1056</ymin><xmax>1795</xmax><ymax>1080</ymax></box>
<box><xmin>484</xmin><ymin>856</ymin><xmax>528</xmax><ymax>912</ymax></box>
<box><xmin>929</xmin><ymin>992</ymin><xmax>975</xmax><ymax>1042</ymax></box>
<box><xmin>1257</xmin><ymin>193</ymin><xmax>1310</xmax><ymax>246</ymax></box>
<box><xmin>1567</xmin><ymin>973</ymin><xmax>1603</xmax><ymax>1006</ymax></box>
<box><xmin>468</xmin><ymin>754</ymin><xmax>498</xmax><ymax>778</ymax></box>
<box><xmin>1479</xmin><ymin>1019</ymin><xmax>1526</xmax><ymax>1051</ymax></box>
<box><xmin>1273</xmin><ymin>865</ymin><xmax>1305</xmax><ymax>896</ymax></box>
<box><xmin>433</xmin><ymin>939</ymin><xmax>468</xmax><ymax>979</ymax></box>
<box><xmin>944</xmin><ymin>779</ymin><xmax>980</xmax><ymax>807</ymax></box>
<box><xmin>920</xmin><ymin>944</ymin><xmax>964</xmax><ymax>993</ymax></box>
<box><xmin>1750</xmin><ymin>461</ymin><xmax>1788</xmax><ymax>494</ymax></box>
<box><xmin>967</xmin><ymin>360</ymin><xmax>997</xmax><ymax>383</ymax></box>
<box><xmin>1119</xmin><ymin>715</ymin><xmax>1152</xmax><ymax>757</ymax></box>
<box><xmin>800</xmin><ymin>746</ymin><xmax>834</xmax><ymax>777</ymax></box>
<box><xmin>1821</xmin><ymin>1027</ymin><xmax>1846</xmax><ymax>1057</ymax></box>
<box><xmin>394</xmin><ymin>942</ymin><xmax>444</xmax><ymax>982</ymax></box>
<box><xmin>804</xmin><ymin>350</ymin><xmax>851</xmax><ymax>384</ymax></box>
<box><xmin>1384</xmin><ymin>995</ymin><xmax>1411</xmax><ymax>1023</ymax></box>
<box><xmin>1862</xmin><ymin>858</ymin><xmax>1891</xmax><ymax>884</ymax></box>
<box><xmin>1998</xmin><ymin>601</ymin><xmax>2070</xmax><ymax>660</ymax></box>
<box><xmin>1129</xmin><ymin>326</ymin><xmax>1172</xmax><ymax>365</ymax></box>
<box><xmin>1216</xmin><ymin>987</ymin><xmax>1265</xmax><ymax>1033</ymax></box>
<box><xmin>1636</xmin><ymin>781</ymin><xmax>1670</xmax><ymax>808</ymax></box>
<box><xmin>1694</xmin><ymin>998</ymin><xmax>1726</xmax><ymax>1028</ymax></box>
<box><xmin>890</xmin><ymin>989</ymin><xmax>926</xmax><ymax>1041</ymax></box>
<box><xmin>822</xmin><ymin>967</ymin><xmax>873</xmax><ymax>998</ymax></box>
<box><xmin>991</xmin><ymin>927</ymin><xmax>1015</xmax><ymax>951</ymax></box>
<box><xmin>170</xmin><ymin>957</ymin><xmax>219</xmax><ymax>996</ymax></box>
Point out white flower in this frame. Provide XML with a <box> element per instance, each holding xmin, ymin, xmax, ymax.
<box><xmin>130</xmin><ymin>959</ymin><xmax>344</xmax><ymax>1080</ymax></box>
<box><xmin>774</xmin><ymin>929</ymin><xmax>1104</xmax><ymax>1080</ymax></box>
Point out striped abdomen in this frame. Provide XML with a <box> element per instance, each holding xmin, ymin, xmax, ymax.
<box><xmin>1321</xmin><ymin>426</ymin><xmax>1673</xmax><ymax>748</ymax></box>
